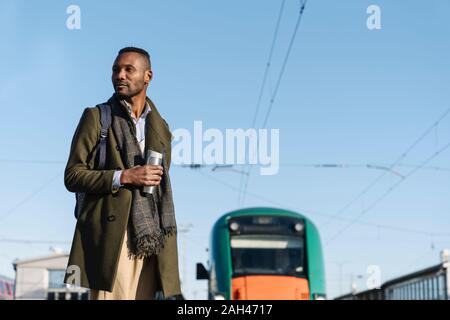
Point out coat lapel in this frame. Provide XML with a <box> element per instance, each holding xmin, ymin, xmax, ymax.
<box><xmin>145</xmin><ymin>97</ymin><xmax>172</xmax><ymax>155</ymax></box>
<box><xmin>108</xmin><ymin>94</ymin><xmax>171</xmax><ymax>163</ymax></box>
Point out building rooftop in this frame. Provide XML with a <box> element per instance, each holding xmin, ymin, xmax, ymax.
<box><xmin>12</xmin><ymin>252</ymin><xmax>69</xmax><ymax>270</ymax></box>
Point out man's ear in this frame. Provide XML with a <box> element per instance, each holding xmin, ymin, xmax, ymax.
<box><xmin>145</xmin><ymin>70</ymin><xmax>153</xmax><ymax>84</ymax></box>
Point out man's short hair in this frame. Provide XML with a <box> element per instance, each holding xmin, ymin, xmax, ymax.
<box><xmin>118</xmin><ymin>46</ymin><xmax>151</xmax><ymax>70</ymax></box>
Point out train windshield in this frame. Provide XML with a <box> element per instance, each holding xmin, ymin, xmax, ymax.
<box><xmin>230</xmin><ymin>234</ymin><xmax>305</xmax><ymax>277</ymax></box>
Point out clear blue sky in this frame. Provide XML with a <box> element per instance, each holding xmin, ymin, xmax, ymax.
<box><xmin>1</xmin><ymin>0</ymin><xmax>450</xmax><ymax>299</ymax></box>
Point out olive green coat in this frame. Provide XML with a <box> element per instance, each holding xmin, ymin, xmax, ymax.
<box><xmin>63</xmin><ymin>97</ymin><xmax>181</xmax><ymax>297</ymax></box>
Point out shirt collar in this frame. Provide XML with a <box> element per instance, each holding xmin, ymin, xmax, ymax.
<box><xmin>120</xmin><ymin>99</ymin><xmax>151</xmax><ymax>121</ymax></box>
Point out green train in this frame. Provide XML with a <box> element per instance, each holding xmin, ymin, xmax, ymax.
<box><xmin>196</xmin><ymin>207</ymin><xmax>326</xmax><ymax>300</ymax></box>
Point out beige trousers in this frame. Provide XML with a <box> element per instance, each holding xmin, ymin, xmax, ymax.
<box><xmin>90</xmin><ymin>230</ymin><xmax>158</xmax><ymax>300</ymax></box>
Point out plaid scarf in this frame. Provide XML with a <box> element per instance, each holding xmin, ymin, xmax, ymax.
<box><xmin>110</xmin><ymin>96</ymin><xmax>177</xmax><ymax>258</ymax></box>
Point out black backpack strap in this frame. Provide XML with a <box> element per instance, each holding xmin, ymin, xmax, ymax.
<box><xmin>74</xmin><ymin>103</ymin><xmax>111</xmax><ymax>220</ymax></box>
<box><xmin>97</xmin><ymin>103</ymin><xmax>112</xmax><ymax>170</ymax></box>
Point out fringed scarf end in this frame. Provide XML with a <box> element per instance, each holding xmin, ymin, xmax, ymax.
<box><xmin>128</xmin><ymin>227</ymin><xmax>177</xmax><ymax>259</ymax></box>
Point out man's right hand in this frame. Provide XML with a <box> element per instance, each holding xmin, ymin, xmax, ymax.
<box><xmin>120</xmin><ymin>165</ymin><xmax>163</xmax><ymax>186</ymax></box>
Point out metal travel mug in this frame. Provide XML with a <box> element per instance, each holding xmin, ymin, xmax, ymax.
<box><xmin>143</xmin><ymin>150</ymin><xmax>163</xmax><ymax>195</ymax></box>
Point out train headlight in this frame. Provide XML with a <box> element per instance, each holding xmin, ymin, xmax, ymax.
<box><xmin>214</xmin><ymin>294</ymin><xmax>225</xmax><ymax>300</ymax></box>
<box><xmin>294</xmin><ymin>223</ymin><xmax>304</xmax><ymax>232</ymax></box>
<box><xmin>229</xmin><ymin>222</ymin><xmax>239</xmax><ymax>232</ymax></box>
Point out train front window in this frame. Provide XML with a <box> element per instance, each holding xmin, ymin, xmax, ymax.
<box><xmin>230</xmin><ymin>234</ymin><xmax>305</xmax><ymax>277</ymax></box>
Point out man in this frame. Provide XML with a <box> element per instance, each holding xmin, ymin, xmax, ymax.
<box><xmin>64</xmin><ymin>47</ymin><xmax>181</xmax><ymax>300</ymax></box>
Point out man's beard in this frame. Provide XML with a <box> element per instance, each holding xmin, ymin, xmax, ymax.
<box><xmin>115</xmin><ymin>90</ymin><xmax>131</xmax><ymax>99</ymax></box>
<box><xmin>115</xmin><ymin>87</ymin><xmax>139</xmax><ymax>99</ymax></box>
<box><xmin>114</xmin><ymin>82</ymin><xmax>145</xmax><ymax>99</ymax></box>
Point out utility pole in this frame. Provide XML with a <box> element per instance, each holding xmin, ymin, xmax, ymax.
<box><xmin>339</xmin><ymin>263</ymin><xmax>345</xmax><ymax>295</ymax></box>
<box><xmin>330</xmin><ymin>261</ymin><xmax>350</xmax><ymax>296</ymax></box>
<box><xmin>178</xmin><ymin>224</ymin><xmax>193</xmax><ymax>298</ymax></box>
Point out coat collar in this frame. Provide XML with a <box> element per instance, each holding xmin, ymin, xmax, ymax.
<box><xmin>108</xmin><ymin>94</ymin><xmax>172</xmax><ymax>153</ymax></box>
<box><xmin>145</xmin><ymin>97</ymin><xmax>172</xmax><ymax>148</ymax></box>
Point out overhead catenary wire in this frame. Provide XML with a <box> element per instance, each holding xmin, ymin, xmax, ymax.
<box><xmin>3</xmin><ymin>160</ymin><xmax>450</xmax><ymax>173</ymax></box>
<box><xmin>0</xmin><ymin>171</ymin><xmax>63</xmax><ymax>222</ymax></box>
<box><xmin>195</xmin><ymin>169</ymin><xmax>450</xmax><ymax>238</ymax></box>
<box><xmin>325</xmin><ymin>138</ymin><xmax>450</xmax><ymax>245</ymax></box>
<box><xmin>405</xmin><ymin>245</ymin><xmax>436</xmax><ymax>270</ymax></box>
<box><xmin>261</xmin><ymin>0</ymin><xmax>307</xmax><ymax>129</ymax></box>
<box><xmin>240</xmin><ymin>0</ymin><xmax>308</xmax><ymax>206</ymax></box>
<box><xmin>280</xmin><ymin>163</ymin><xmax>450</xmax><ymax>174</ymax></box>
<box><xmin>250</xmin><ymin>0</ymin><xmax>286</xmax><ymax>129</ymax></box>
<box><xmin>321</xmin><ymin>107</ymin><xmax>450</xmax><ymax>228</ymax></box>
<box><xmin>237</xmin><ymin>0</ymin><xmax>287</xmax><ymax>206</ymax></box>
